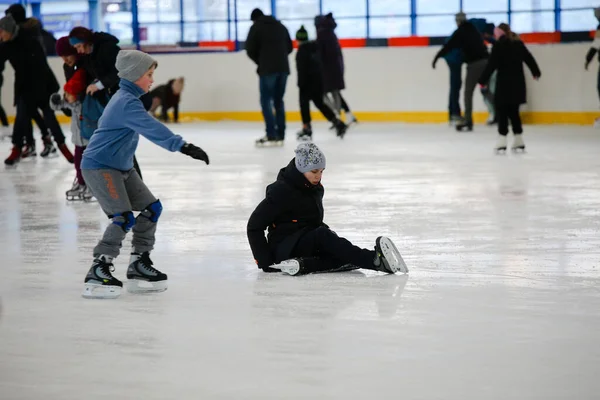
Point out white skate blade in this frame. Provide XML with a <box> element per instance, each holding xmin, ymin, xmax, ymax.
<box><xmin>379</xmin><ymin>237</ymin><xmax>409</xmax><ymax>274</ymax></box>
<box><xmin>126</xmin><ymin>279</ymin><xmax>168</xmax><ymax>293</ymax></box>
<box><xmin>82</xmin><ymin>283</ymin><xmax>121</xmax><ymax>299</ymax></box>
<box><xmin>273</xmin><ymin>259</ymin><xmax>301</xmax><ymax>276</ymax></box>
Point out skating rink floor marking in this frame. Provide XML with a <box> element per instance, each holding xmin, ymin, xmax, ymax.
<box><xmin>0</xmin><ymin>122</ymin><xmax>599</xmax><ymax>399</ymax></box>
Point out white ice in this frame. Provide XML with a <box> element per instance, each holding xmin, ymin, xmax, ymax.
<box><xmin>0</xmin><ymin>122</ymin><xmax>599</xmax><ymax>399</ymax></box>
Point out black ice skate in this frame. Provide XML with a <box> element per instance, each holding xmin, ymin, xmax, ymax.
<box><xmin>21</xmin><ymin>143</ymin><xmax>36</xmax><ymax>158</ymax></box>
<box><xmin>40</xmin><ymin>138</ymin><xmax>57</xmax><ymax>158</ymax></box>
<box><xmin>494</xmin><ymin>135</ymin><xmax>507</xmax><ymax>154</ymax></box>
<box><xmin>455</xmin><ymin>121</ymin><xmax>473</xmax><ymax>132</ymax></box>
<box><xmin>511</xmin><ymin>135</ymin><xmax>526</xmax><ymax>153</ymax></box>
<box><xmin>334</xmin><ymin>120</ymin><xmax>348</xmax><ymax>138</ymax></box>
<box><xmin>297</xmin><ymin>127</ymin><xmax>313</xmax><ymax>141</ymax></box>
<box><xmin>255</xmin><ymin>136</ymin><xmax>284</xmax><ymax>147</ymax></box>
<box><xmin>83</xmin><ymin>255</ymin><xmax>123</xmax><ymax>299</ymax></box>
<box><xmin>126</xmin><ymin>252</ymin><xmax>168</xmax><ymax>293</ymax></box>
<box><xmin>374</xmin><ymin>237</ymin><xmax>409</xmax><ymax>274</ymax></box>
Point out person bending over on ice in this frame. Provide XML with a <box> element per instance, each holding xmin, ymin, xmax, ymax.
<box><xmin>148</xmin><ymin>77</ymin><xmax>184</xmax><ymax>123</ymax></box>
<box><xmin>81</xmin><ymin>50</ymin><xmax>210</xmax><ymax>299</ymax></box>
<box><xmin>247</xmin><ymin>143</ymin><xmax>409</xmax><ymax>276</ymax></box>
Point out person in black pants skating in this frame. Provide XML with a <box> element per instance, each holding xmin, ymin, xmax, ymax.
<box><xmin>247</xmin><ymin>142</ymin><xmax>409</xmax><ymax>276</ymax></box>
<box><xmin>479</xmin><ymin>23</ymin><xmax>541</xmax><ymax>153</ymax></box>
<box><xmin>295</xmin><ymin>26</ymin><xmax>347</xmax><ymax>140</ymax></box>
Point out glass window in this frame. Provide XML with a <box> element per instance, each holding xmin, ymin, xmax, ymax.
<box><xmin>237</xmin><ymin>20</ymin><xmax>253</xmax><ymax>41</ymax></box>
<box><xmin>467</xmin><ymin>13</ymin><xmax>509</xmax><ymax>27</ymax></box>
<box><xmin>234</xmin><ymin>0</ymin><xmax>271</xmax><ymax>21</ymax></box>
<box><xmin>40</xmin><ymin>1</ymin><xmax>89</xmax><ymax>39</ymax></box>
<box><xmin>462</xmin><ymin>0</ymin><xmax>508</xmax><ymax>13</ymax></box>
<box><xmin>511</xmin><ymin>11</ymin><xmax>554</xmax><ymax>33</ymax></box>
<box><xmin>417</xmin><ymin>15</ymin><xmax>457</xmax><ymax>36</ymax></box>
<box><xmin>511</xmin><ymin>0</ymin><xmax>554</xmax><ymax>11</ymax></box>
<box><xmin>277</xmin><ymin>0</ymin><xmax>320</xmax><ymax>19</ymax></box>
<box><xmin>322</xmin><ymin>0</ymin><xmax>367</xmax><ymax>18</ymax></box>
<box><xmin>561</xmin><ymin>9</ymin><xmax>597</xmax><ymax>31</ymax></box>
<box><xmin>561</xmin><ymin>0</ymin><xmax>600</xmax><ymax>8</ymax></box>
<box><xmin>370</xmin><ymin>0</ymin><xmax>410</xmax><ymax>17</ymax></box>
<box><xmin>416</xmin><ymin>0</ymin><xmax>460</xmax><ymax>15</ymax></box>
<box><xmin>281</xmin><ymin>19</ymin><xmax>317</xmax><ymax>41</ymax></box>
<box><xmin>139</xmin><ymin>23</ymin><xmax>180</xmax><ymax>44</ymax></box>
<box><xmin>369</xmin><ymin>17</ymin><xmax>411</xmax><ymax>37</ymax></box>
<box><xmin>101</xmin><ymin>0</ymin><xmax>132</xmax><ymax>43</ymax></box>
<box><xmin>332</xmin><ymin>17</ymin><xmax>367</xmax><ymax>38</ymax></box>
<box><xmin>184</xmin><ymin>22</ymin><xmax>230</xmax><ymax>42</ymax></box>
<box><xmin>183</xmin><ymin>0</ymin><xmax>229</xmax><ymax>22</ymax></box>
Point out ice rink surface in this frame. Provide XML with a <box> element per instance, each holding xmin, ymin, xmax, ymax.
<box><xmin>0</xmin><ymin>122</ymin><xmax>599</xmax><ymax>399</ymax></box>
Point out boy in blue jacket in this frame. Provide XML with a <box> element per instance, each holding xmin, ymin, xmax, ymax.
<box><xmin>81</xmin><ymin>50</ymin><xmax>209</xmax><ymax>299</ymax></box>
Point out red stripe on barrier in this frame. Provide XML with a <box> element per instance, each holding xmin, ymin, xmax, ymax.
<box><xmin>388</xmin><ymin>36</ymin><xmax>430</xmax><ymax>47</ymax></box>
<box><xmin>198</xmin><ymin>41</ymin><xmax>235</xmax><ymax>51</ymax></box>
<box><xmin>338</xmin><ymin>38</ymin><xmax>366</xmax><ymax>48</ymax></box>
<box><xmin>519</xmin><ymin>32</ymin><xmax>560</xmax><ymax>44</ymax></box>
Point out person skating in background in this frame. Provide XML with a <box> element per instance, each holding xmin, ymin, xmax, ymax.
<box><xmin>295</xmin><ymin>25</ymin><xmax>347</xmax><ymax>141</ymax></box>
<box><xmin>433</xmin><ymin>12</ymin><xmax>492</xmax><ymax>132</ymax></box>
<box><xmin>442</xmin><ymin>35</ymin><xmax>463</xmax><ymax>125</ymax></box>
<box><xmin>0</xmin><ymin>15</ymin><xmax>73</xmax><ymax>166</ymax></box>
<box><xmin>585</xmin><ymin>7</ymin><xmax>600</xmax><ymax>126</ymax></box>
<box><xmin>247</xmin><ymin>142</ymin><xmax>409</xmax><ymax>276</ymax></box>
<box><xmin>245</xmin><ymin>8</ymin><xmax>293</xmax><ymax>147</ymax></box>
<box><xmin>148</xmin><ymin>77</ymin><xmax>184</xmax><ymax>123</ymax></box>
<box><xmin>81</xmin><ymin>50</ymin><xmax>209</xmax><ymax>299</ymax></box>
<box><xmin>314</xmin><ymin>13</ymin><xmax>353</xmax><ymax>122</ymax></box>
<box><xmin>0</xmin><ymin>54</ymin><xmax>9</xmax><ymax>139</ymax></box>
<box><xmin>470</xmin><ymin>18</ymin><xmax>497</xmax><ymax>125</ymax></box>
<box><xmin>5</xmin><ymin>4</ymin><xmax>56</xmax><ymax>55</ymax></box>
<box><xmin>50</xmin><ymin>36</ymin><xmax>94</xmax><ymax>201</ymax></box>
<box><xmin>479</xmin><ymin>23</ymin><xmax>541</xmax><ymax>153</ymax></box>
<box><xmin>69</xmin><ymin>26</ymin><xmax>144</xmax><ymax>179</ymax></box>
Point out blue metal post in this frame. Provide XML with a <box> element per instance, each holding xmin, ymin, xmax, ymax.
<box><xmin>88</xmin><ymin>0</ymin><xmax>99</xmax><ymax>31</ymax></box>
<box><xmin>227</xmin><ymin>0</ymin><xmax>231</xmax><ymax>41</ymax></box>
<box><xmin>319</xmin><ymin>0</ymin><xmax>322</xmax><ymax>15</ymax></box>
<box><xmin>554</xmin><ymin>0</ymin><xmax>560</xmax><ymax>32</ymax></box>
<box><xmin>271</xmin><ymin>0</ymin><xmax>276</xmax><ymax>17</ymax></box>
<box><xmin>507</xmin><ymin>0</ymin><xmax>511</xmax><ymax>25</ymax></box>
<box><xmin>234</xmin><ymin>0</ymin><xmax>239</xmax><ymax>50</ymax></box>
<box><xmin>179</xmin><ymin>0</ymin><xmax>184</xmax><ymax>43</ymax></box>
<box><xmin>459</xmin><ymin>0</ymin><xmax>463</xmax><ymax>12</ymax></box>
<box><xmin>410</xmin><ymin>0</ymin><xmax>416</xmax><ymax>35</ymax></box>
<box><xmin>365</xmin><ymin>0</ymin><xmax>369</xmax><ymax>38</ymax></box>
<box><xmin>30</xmin><ymin>2</ymin><xmax>41</xmax><ymax>21</ymax></box>
<box><xmin>132</xmin><ymin>0</ymin><xmax>140</xmax><ymax>49</ymax></box>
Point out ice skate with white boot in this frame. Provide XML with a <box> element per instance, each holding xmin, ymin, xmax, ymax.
<box><xmin>82</xmin><ymin>255</ymin><xmax>123</xmax><ymax>299</ymax></box>
<box><xmin>21</xmin><ymin>143</ymin><xmax>36</xmax><ymax>159</ymax></box>
<box><xmin>255</xmin><ymin>136</ymin><xmax>284</xmax><ymax>148</ymax></box>
<box><xmin>494</xmin><ymin>135</ymin><xmax>507</xmax><ymax>154</ymax></box>
<box><xmin>40</xmin><ymin>137</ymin><xmax>57</xmax><ymax>158</ymax></box>
<box><xmin>66</xmin><ymin>179</ymin><xmax>85</xmax><ymax>201</ymax></box>
<box><xmin>126</xmin><ymin>252</ymin><xmax>168</xmax><ymax>293</ymax></box>
<box><xmin>345</xmin><ymin>112</ymin><xmax>358</xmax><ymax>126</ymax></box>
<box><xmin>81</xmin><ymin>185</ymin><xmax>94</xmax><ymax>201</ymax></box>
<box><xmin>374</xmin><ymin>237</ymin><xmax>409</xmax><ymax>274</ymax></box>
<box><xmin>511</xmin><ymin>134</ymin><xmax>526</xmax><ymax>153</ymax></box>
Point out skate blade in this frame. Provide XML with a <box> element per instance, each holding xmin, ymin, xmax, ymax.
<box><xmin>512</xmin><ymin>147</ymin><xmax>526</xmax><ymax>153</ymax></box>
<box><xmin>66</xmin><ymin>195</ymin><xmax>84</xmax><ymax>201</ymax></box>
<box><xmin>495</xmin><ymin>147</ymin><xmax>507</xmax><ymax>154</ymax></box>
<box><xmin>126</xmin><ymin>279</ymin><xmax>167</xmax><ymax>293</ymax></box>
<box><xmin>82</xmin><ymin>283</ymin><xmax>121</xmax><ymax>299</ymax></box>
<box><xmin>275</xmin><ymin>260</ymin><xmax>301</xmax><ymax>276</ymax></box>
<box><xmin>379</xmin><ymin>237</ymin><xmax>409</xmax><ymax>274</ymax></box>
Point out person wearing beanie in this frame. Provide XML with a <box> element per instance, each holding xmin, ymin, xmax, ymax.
<box><xmin>433</xmin><ymin>12</ymin><xmax>491</xmax><ymax>132</ymax></box>
<box><xmin>247</xmin><ymin>143</ymin><xmax>409</xmax><ymax>276</ymax></box>
<box><xmin>79</xmin><ymin>49</ymin><xmax>210</xmax><ymax>299</ymax></box>
<box><xmin>479</xmin><ymin>23</ymin><xmax>541</xmax><ymax>154</ymax></box>
<box><xmin>0</xmin><ymin>15</ymin><xmax>73</xmax><ymax>166</ymax></box>
<box><xmin>294</xmin><ymin>25</ymin><xmax>347</xmax><ymax>140</ymax></box>
<box><xmin>5</xmin><ymin>3</ymin><xmax>57</xmax><ymax>55</ymax></box>
<box><xmin>245</xmin><ymin>8</ymin><xmax>293</xmax><ymax>146</ymax></box>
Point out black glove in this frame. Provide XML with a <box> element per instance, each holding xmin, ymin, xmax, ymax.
<box><xmin>181</xmin><ymin>143</ymin><xmax>209</xmax><ymax>165</ymax></box>
<box><xmin>50</xmin><ymin>93</ymin><xmax>62</xmax><ymax>107</ymax></box>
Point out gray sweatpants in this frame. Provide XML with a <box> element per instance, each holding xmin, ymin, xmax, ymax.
<box><xmin>464</xmin><ymin>58</ymin><xmax>489</xmax><ymax>124</ymax></box>
<box><xmin>82</xmin><ymin>168</ymin><xmax>158</xmax><ymax>258</ymax></box>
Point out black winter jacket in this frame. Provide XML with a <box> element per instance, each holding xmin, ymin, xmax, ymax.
<box><xmin>247</xmin><ymin>159</ymin><xmax>326</xmax><ymax>269</ymax></box>
<box><xmin>296</xmin><ymin>41</ymin><xmax>322</xmax><ymax>89</ymax></box>
<box><xmin>81</xmin><ymin>32</ymin><xmax>121</xmax><ymax>97</ymax></box>
<box><xmin>436</xmin><ymin>21</ymin><xmax>488</xmax><ymax>64</ymax></box>
<box><xmin>149</xmin><ymin>79</ymin><xmax>181</xmax><ymax>121</ymax></box>
<box><xmin>245</xmin><ymin>15</ymin><xmax>293</xmax><ymax>76</ymax></box>
<box><xmin>479</xmin><ymin>36</ymin><xmax>541</xmax><ymax>106</ymax></box>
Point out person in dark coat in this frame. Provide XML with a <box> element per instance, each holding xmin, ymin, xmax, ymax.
<box><xmin>314</xmin><ymin>13</ymin><xmax>350</xmax><ymax>118</ymax></box>
<box><xmin>0</xmin><ymin>15</ymin><xmax>73</xmax><ymax>166</ymax></box>
<box><xmin>433</xmin><ymin>12</ymin><xmax>491</xmax><ymax>131</ymax></box>
<box><xmin>479</xmin><ymin>23</ymin><xmax>541</xmax><ymax>153</ymax></box>
<box><xmin>247</xmin><ymin>143</ymin><xmax>409</xmax><ymax>276</ymax></box>
<box><xmin>585</xmin><ymin>7</ymin><xmax>600</xmax><ymax>121</ymax></box>
<box><xmin>295</xmin><ymin>26</ymin><xmax>347</xmax><ymax>140</ymax></box>
<box><xmin>0</xmin><ymin>55</ymin><xmax>9</xmax><ymax>131</ymax></box>
<box><xmin>68</xmin><ymin>26</ymin><xmax>143</xmax><ymax>179</ymax></box>
<box><xmin>5</xmin><ymin>4</ymin><xmax>57</xmax><ymax>55</ymax></box>
<box><xmin>245</xmin><ymin>8</ymin><xmax>293</xmax><ymax>146</ymax></box>
<box><xmin>148</xmin><ymin>77</ymin><xmax>184</xmax><ymax>123</ymax></box>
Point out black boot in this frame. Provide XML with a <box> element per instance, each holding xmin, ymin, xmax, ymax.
<box><xmin>334</xmin><ymin>119</ymin><xmax>348</xmax><ymax>138</ymax></box>
<box><xmin>455</xmin><ymin>121</ymin><xmax>473</xmax><ymax>132</ymax></box>
<box><xmin>296</xmin><ymin>126</ymin><xmax>312</xmax><ymax>141</ymax></box>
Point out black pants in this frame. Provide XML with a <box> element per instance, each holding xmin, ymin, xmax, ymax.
<box><xmin>13</xmin><ymin>97</ymin><xmax>65</xmax><ymax>147</ymax></box>
<box><xmin>24</xmin><ymin>110</ymin><xmax>51</xmax><ymax>145</ymax></box>
<box><xmin>340</xmin><ymin>95</ymin><xmax>350</xmax><ymax>113</ymax></box>
<box><xmin>289</xmin><ymin>226</ymin><xmax>376</xmax><ymax>274</ymax></box>
<box><xmin>0</xmin><ymin>103</ymin><xmax>7</xmax><ymax>127</ymax></box>
<box><xmin>496</xmin><ymin>103</ymin><xmax>522</xmax><ymax>136</ymax></box>
<box><xmin>299</xmin><ymin>86</ymin><xmax>336</xmax><ymax>125</ymax></box>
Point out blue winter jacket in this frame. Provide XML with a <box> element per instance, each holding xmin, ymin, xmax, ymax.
<box><xmin>81</xmin><ymin>79</ymin><xmax>185</xmax><ymax>171</ymax></box>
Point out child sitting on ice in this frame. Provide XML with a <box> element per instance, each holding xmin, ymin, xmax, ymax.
<box><xmin>247</xmin><ymin>142</ymin><xmax>409</xmax><ymax>276</ymax></box>
<box><xmin>50</xmin><ymin>36</ymin><xmax>92</xmax><ymax>200</ymax></box>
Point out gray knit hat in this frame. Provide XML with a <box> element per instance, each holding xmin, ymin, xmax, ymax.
<box><xmin>294</xmin><ymin>143</ymin><xmax>326</xmax><ymax>173</ymax></box>
<box><xmin>115</xmin><ymin>50</ymin><xmax>157</xmax><ymax>82</ymax></box>
<box><xmin>0</xmin><ymin>15</ymin><xmax>18</xmax><ymax>35</ymax></box>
